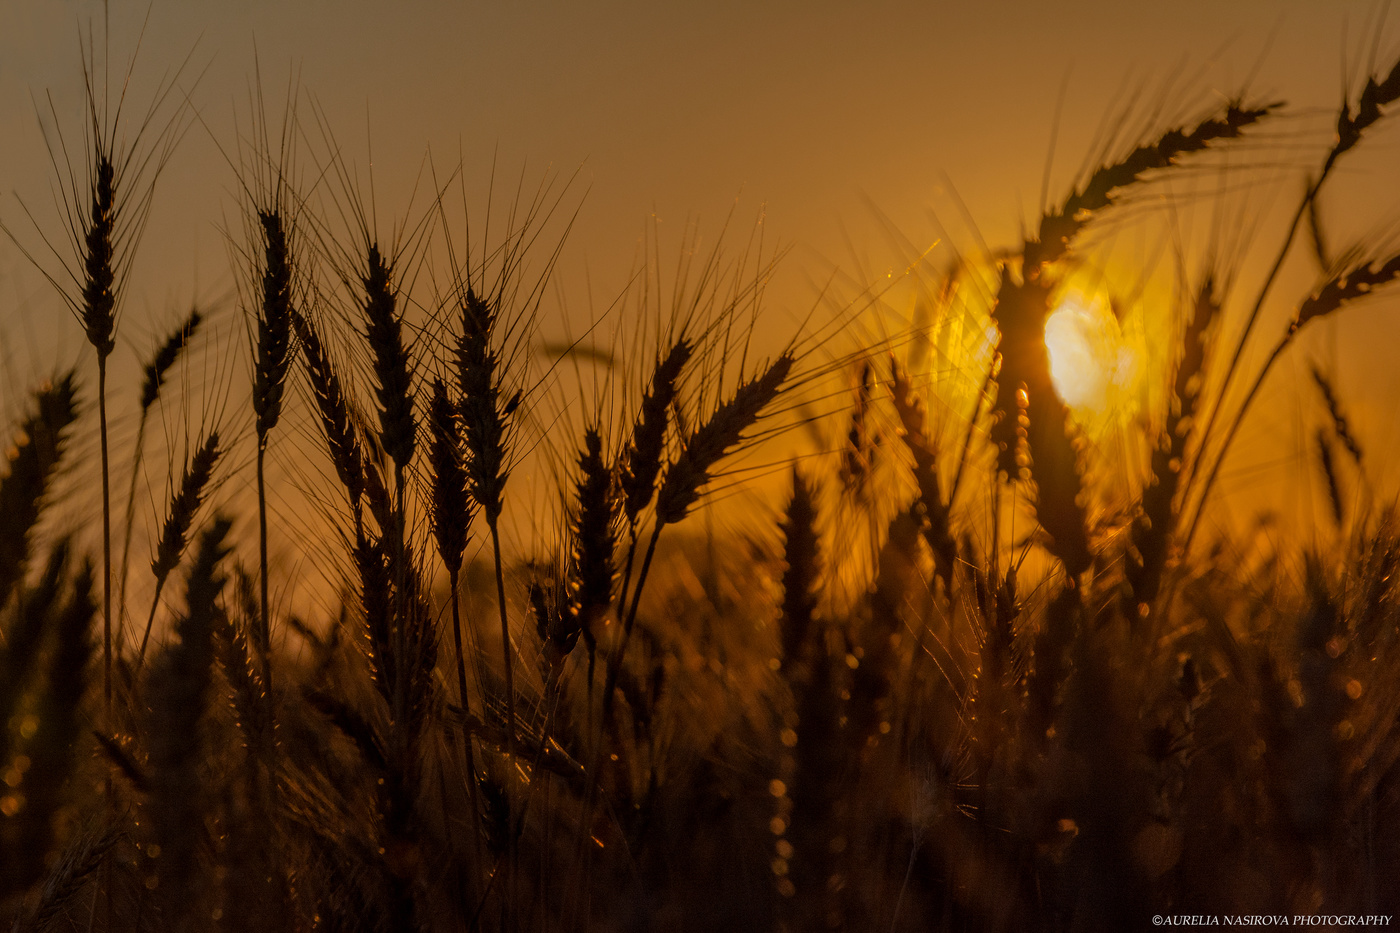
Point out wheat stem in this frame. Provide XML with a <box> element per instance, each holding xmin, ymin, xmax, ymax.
<box><xmin>97</xmin><ymin>356</ymin><xmax>112</xmax><ymax>724</ymax></box>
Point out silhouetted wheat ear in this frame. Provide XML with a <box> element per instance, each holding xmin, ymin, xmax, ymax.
<box><xmin>139</xmin><ymin>431</ymin><xmax>221</xmax><ymax>662</ymax></box>
<box><xmin>1316</xmin><ymin>429</ymin><xmax>1345</xmax><ymax>527</ymax></box>
<box><xmin>363</xmin><ymin>243</ymin><xmax>416</xmax><ymax>475</ymax></box>
<box><xmin>428</xmin><ymin>376</ymin><xmax>471</xmax><ymax>572</ymax></box>
<box><xmin>622</xmin><ymin>337</ymin><xmax>692</xmax><ymax>523</ymax></box>
<box><xmin>890</xmin><ymin>359</ymin><xmax>955</xmax><ymax>589</ymax></box>
<box><xmin>355</xmin><ymin>535</ymin><xmax>395</xmax><ymax>706</ymax></box>
<box><xmin>531</xmin><ymin>576</ymin><xmax>573</xmax><ymax>676</ymax></box>
<box><xmin>558</xmin><ymin>428</ymin><xmax>616</xmax><ymax>669</ymax></box>
<box><xmin>214</xmin><ymin>570</ymin><xmax>271</xmax><ymax>756</ymax></box>
<box><xmin>1332</xmin><ymin>56</ymin><xmax>1400</xmax><ymax>159</ymax></box>
<box><xmin>81</xmin><ymin>156</ymin><xmax>117</xmax><ymax>360</ymax></box>
<box><xmin>452</xmin><ymin>283</ymin><xmax>524</xmax><ymax>912</ymax></box>
<box><xmin>1027</xmin><ymin>102</ymin><xmax>1274</xmax><ymax>271</ymax></box>
<box><xmin>841</xmin><ymin>362</ymin><xmax>883</xmax><ymax>501</ymax></box>
<box><xmin>1310</xmin><ymin>367</ymin><xmax>1363</xmax><ymax>465</ymax></box>
<box><xmin>988</xmin><ymin>273</ymin><xmax>1050</xmax><ymax>478</ymax></box>
<box><xmin>779</xmin><ymin>466</ymin><xmax>819</xmax><ymax>668</ymax></box>
<box><xmin>253</xmin><ymin>210</ymin><xmax>293</xmax><ymax>441</ymax></box>
<box><xmin>294</xmin><ymin>310</ymin><xmax>366</xmax><ymax>515</ymax></box>
<box><xmin>139</xmin><ymin>306</ymin><xmax>203</xmax><ymax>412</ymax></box>
<box><xmin>380</xmin><ymin>554</ymin><xmax>439</xmax><ymax>743</ymax></box>
<box><xmin>1186</xmin><ymin>249</ymin><xmax>1400</xmax><ymax>546</ymax></box>
<box><xmin>456</xmin><ymin>288</ymin><xmax>509</xmax><ymax>525</ymax></box>
<box><xmin>1024</xmin><ymin>384</ymin><xmax>1092</xmax><ymax>576</ymax></box>
<box><xmin>1127</xmin><ymin>279</ymin><xmax>1218</xmax><ymax>609</ymax></box>
<box><xmin>146</xmin><ymin>516</ymin><xmax>233</xmax><ymax>922</ymax></box>
<box><xmin>1295</xmin><ymin>253</ymin><xmax>1400</xmax><ymax>332</ymax></box>
<box><xmin>655</xmin><ymin>352</ymin><xmax>794</xmax><ymax>526</ymax></box>
<box><xmin>0</xmin><ymin>373</ymin><xmax>79</xmax><ymax>610</ymax></box>
<box><xmin>985</xmin><ymin>273</ymin><xmax>1092</xmax><ymax>574</ymax></box>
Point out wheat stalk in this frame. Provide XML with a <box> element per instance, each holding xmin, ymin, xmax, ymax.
<box><xmin>779</xmin><ymin>466</ymin><xmax>820</xmax><ymax>668</ymax></box>
<box><xmin>146</xmin><ymin>516</ymin><xmax>233</xmax><ymax>926</ymax></box>
<box><xmin>118</xmin><ymin>305</ymin><xmax>203</xmax><ymax>644</ymax></box>
<box><xmin>1188</xmin><ymin>54</ymin><xmax>1400</xmax><ymax>529</ymax></box>
<box><xmin>426</xmin><ymin>374</ymin><xmax>483</xmax><ymax>864</ymax></box>
<box><xmin>252</xmin><ymin>208</ymin><xmax>294</xmax><ymax>692</ymax></box>
<box><xmin>1185</xmin><ymin>250</ymin><xmax>1400</xmax><ymax>548</ymax></box>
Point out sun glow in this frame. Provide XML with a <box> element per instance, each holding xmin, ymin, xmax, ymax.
<box><xmin>1043</xmin><ymin>293</ymin><xmax>1140</xmax><ymax>414</ymax></box>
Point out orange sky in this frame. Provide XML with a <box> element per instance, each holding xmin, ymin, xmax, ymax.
<box><xmin>2</xmin><ymin>0</ymin><xmax>1399</xmax><ymax>580</ymax></box>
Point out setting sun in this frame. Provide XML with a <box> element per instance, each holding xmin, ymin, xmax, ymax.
<box><xmin>1042</xmin><ymin>293</ymin><xmax>1140</xmax><ymax>414</ymax></box>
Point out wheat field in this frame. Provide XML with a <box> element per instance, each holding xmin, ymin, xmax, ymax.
<box><xmin>2</xmin><ymin>12</ymin><xmax>1400</xmax><ymax>933</ymax></box>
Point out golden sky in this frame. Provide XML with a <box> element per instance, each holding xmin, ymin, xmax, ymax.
<box><xmin>2</xmin><ymin>0</ymin><xmax>1398</xmax><ymax>570</ymax></box>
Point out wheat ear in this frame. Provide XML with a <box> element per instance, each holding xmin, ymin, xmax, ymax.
<box><xmin>138</xmin><ymin>431</ymin><xmax>221</xmax><ymax>664</ymax></box>
<box><xmin>0</xmin><ymin>374</ymin><xmax>79</xmax><ymax>611</ymax></box>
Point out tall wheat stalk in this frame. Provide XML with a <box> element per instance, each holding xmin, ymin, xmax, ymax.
<box><xmin>1183</xmin><ymin>56</ymin><xmax>1400</xmax><ymax>545</ymax></box>
<box><xmin>118</xmin><ymin>306</ymin><xmax>202</xmax><ymax>645</ymax></box>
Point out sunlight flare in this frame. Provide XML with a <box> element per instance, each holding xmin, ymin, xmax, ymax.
<box><xmin>1043</xmin><ymin>293</ymin><xmax>1140</xmax><ymax>414</ymax></box>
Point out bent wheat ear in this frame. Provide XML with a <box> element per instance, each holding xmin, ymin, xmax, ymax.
<box><xmin>0</xmin><ymin>373</ymin><xmax>79</xmax><ymax>610</ymax></box>
<box><xmin>1332</xmin><ymin>57</ymin><xmax>1400</xmax><ymax>158</ymax></box>
<box><xmin>1028</xmin><ymin>102</ymin><xmax>1274</xmax><ymax>271</ymax></box>
<box><xmin>139</xmin><ymin>306</ymin><xmax>203</xmax><ymax>412</ymax></box>
<box><xmin>149</xmin><ymin>433</ymin><xmax>222</xmax><ymax>585</ymax></box>
<box><xmin>1294</xmin><ymin>253</ymin><xmax>1400</xmax><ymax>331</ymax></box>
<box><xmin>605</xmin><ymin>352</ymin><xmax>795</xmax><ymax>726</ymax></box>
<box><xmin>655</xmin><ymin>352</ymin><xmax>794</xmax><ymax>526</ymax></box>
